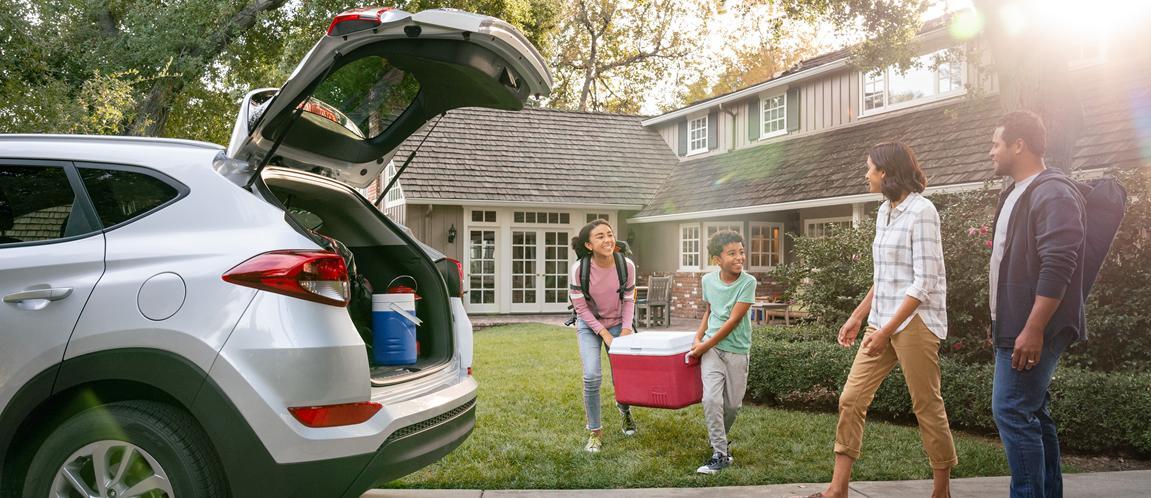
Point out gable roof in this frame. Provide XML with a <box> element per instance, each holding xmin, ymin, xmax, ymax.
<box><xmin>632</xmin><ymin>63</ymin><xmax>1151</xmax><ymax>220</ymax></box>
<box><xmin>393</xmin><ymin>107</ymin><xmax>678</xmax><ymax>208</ymax></box>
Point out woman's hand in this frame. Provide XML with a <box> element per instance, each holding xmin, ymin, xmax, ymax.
<box><xmin>837</xmin><ymin>316</ymin><xmax>863</xmax><ymax>348</ymax></box>
<box><xmin>620</xmin><ymin>328</ymin><xmax>634</xmax><ymax>337</ymax></box>
<box><xmin>599</xmin><ymin>329</ymin><xmax>613</xmax><ymax>347</ymax></box>
<box><xmin>861</xmin><ymin>329</ymin><xmax>892</xmax><ymax>357</ymax></box>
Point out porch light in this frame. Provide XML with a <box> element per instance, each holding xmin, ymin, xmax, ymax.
<box><xmin>448</xmin><ymin>224</ymin><xmax>457</xmax><ymax>243</ymax></box>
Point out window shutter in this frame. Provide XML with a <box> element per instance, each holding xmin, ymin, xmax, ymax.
<box><xmin>677</xmin><ymin>119</ymin><xmax>688</xmax><ymax>156</ymax></box>
<box><xmin>747</xmin><ymin>99</ymin><xmax>760</xmax><ymax>142</ymax></box>
<box><xmin>707</xmin><ymin>111</ymin><xmax>718</xmax><ymax>150</ymax></box>
<box><xmin>786</xmin><ymin>87</ymin><xmax>800</xmax><ymax>132</ymax></box>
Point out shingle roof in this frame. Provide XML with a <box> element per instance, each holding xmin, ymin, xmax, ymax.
<box><xmin>394</xmin><ymin>107</ymin><xmax>678</xmax><ymax>207</ymax></box>
<box><xmin>635</xmin><ymin>64</ymin><xmax>1151</xmax><ymax>218</ymax></box>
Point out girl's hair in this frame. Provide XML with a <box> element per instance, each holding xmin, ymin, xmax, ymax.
<box><xmin>571</xmin><ymin>219</ymin><xmax>612</xmax><ymax>259</ymax></box>
<box><xmin>869</xmin><ymin>142</ymin><xmax>927</xmax><ymax>203</ymax></box>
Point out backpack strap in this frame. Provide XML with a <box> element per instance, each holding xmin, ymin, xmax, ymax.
<box><xmin>580</xmin><ymin>256</ymin><xmax>592</xmax><ymax>302</ymax></box>
<box><xmin>613</xmin><ymin>252</ymin><xmax>629</xmax><ymax>301</ymax></box>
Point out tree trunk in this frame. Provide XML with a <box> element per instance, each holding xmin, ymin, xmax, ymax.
<box><xmin>973</xmin><ymin>0</ymin><xmax>1083</xmax><ymax>172</ymax></box>
<box><xmin>126</xmin><ymin>0</ymin><xmax>289</xmax><ymax>136</ymax></box>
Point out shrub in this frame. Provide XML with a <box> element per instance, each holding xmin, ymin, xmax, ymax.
<box><xmin>747</xmin><ymin>330</ymin><xmax>1151</xmax><ymax>455</ymax></box>
<box><xmin>770</xmin><ymin>166</ymin><xmax>1151</xmax><ymax>370</ymax></box>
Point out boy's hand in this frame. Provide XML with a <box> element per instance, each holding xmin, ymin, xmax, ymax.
<box><xmin>686</xmin><ymin>346</ymin><xmax>702</xmax><ymax>359</ymax></box>
<box><xmin>861</xmin><ymin>329</ymin><xmax>891</xmax><ymax>357</ymax></box>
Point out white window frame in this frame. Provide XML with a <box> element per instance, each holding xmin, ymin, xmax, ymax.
<box><xmin>1067</xmin><ymin>33</ymin><xmax>1107</xmax><ymax>69</ymax></box>
<box><xmin>703</xmin><ymin>222</ymin><xmax>745</xmax><ymax>270</ymax></box>
<box><xmin>380</xmin><ymin>160</ymin><xmax>405</xmax><ymax>208</ymax></box>
<box><xmin>759</xmin><ymin>93</ymin><xmax>787</xmax><ymax>140</ymax></box>
<box><xmin>804</xmin><ymin>216</ymin><xmax>855</xmax><ymax>238</ymax></box>
<box><xmin>678</xmin><ymin>223</ymin><xmax>702</xmax><ymax>272</ymax></box>
<box><xmin>747</xmin><ymin>221</ymin><xmax>785</xmax><ymax>271</ymax></box>
<box><xmin>859</xmin><ymin>48</ymin><xmax>967</xmax><ymax>117</ymax></box>
<box><xmin>687</xmin><ymin>115</ymin><xmax>709</xmax><ymax>155</ymax></box>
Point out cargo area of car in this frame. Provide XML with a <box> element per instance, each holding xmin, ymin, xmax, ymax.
<box><xmin>257</xmin><ymin>169</ymin><xmax>453</xmax><ymax>385</ymax></box>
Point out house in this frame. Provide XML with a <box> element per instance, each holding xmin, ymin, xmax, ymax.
<box><xmin>370</xmin><ymin>14</ymin><xmax>1151</xmax><ymax>317</ymax></box>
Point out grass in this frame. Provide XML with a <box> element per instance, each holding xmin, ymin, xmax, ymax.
<box><xmin>386</xmin><ymin>323</ymin><xmax>1011</xmax><ymax>489</ymax></box>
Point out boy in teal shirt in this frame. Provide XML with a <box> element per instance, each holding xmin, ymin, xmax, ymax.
<box><xmin>688</xmin><ymin>230</ymin><xmax>756</xmax><ymax>474</ymax></box>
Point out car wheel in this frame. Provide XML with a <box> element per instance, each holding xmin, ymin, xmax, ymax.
<box><xmin>23</xmin><ymin>400</ymin><xmax>226</xmax><ymax>498</ymax></box>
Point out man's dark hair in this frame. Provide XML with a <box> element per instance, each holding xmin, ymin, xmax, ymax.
<box><xmin>998</xmin><ymin>110</ymin><xmax>1047</xmax><ymax>156</ymax></box>
<box><xmin>707</xmin><ymin>230</ymin><xmax>744</xmax><ymax>259</ymax></box>
<box><xmin>868</xmin><ymin>141</ymin><xmax>927</xmax><ymax>203</ymax></box>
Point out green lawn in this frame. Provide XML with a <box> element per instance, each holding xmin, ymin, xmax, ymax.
<box><xmin>387</xmin><ymin>324</ymin><xmax>1011</xmax><ymax>489</ymax></box>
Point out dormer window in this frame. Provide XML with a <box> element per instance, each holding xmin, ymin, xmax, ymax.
<box><xmin>760</xmin><ymin>94</ymin><xmax>787</xmax><ymax>139</ymax></box>
<box><xmin>688</xmin><ymin>115</ymin><xmax>709</xmax><ymax>155</ymax></box>
<box><xmin>861</xmin><ymin>48</ymin><xmax>966</xmax><ymax>115</ymax></box>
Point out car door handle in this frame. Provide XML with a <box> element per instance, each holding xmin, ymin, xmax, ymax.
<box><xmin>4</xmin><ymin>287</ymin><xmax>73</xmax><ymax>303</ymax></box>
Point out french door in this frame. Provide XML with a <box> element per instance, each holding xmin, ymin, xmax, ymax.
<box><xmin>509</xmin><ymin>229</ymin><xmax>571</xmax><ymax>312</ymax></box>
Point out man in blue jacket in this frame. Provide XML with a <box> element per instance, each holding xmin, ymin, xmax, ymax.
<box><xmin>987</xmin><ymin>110</ymin><xmax>1086</xmax><ymax>498</ymax></box>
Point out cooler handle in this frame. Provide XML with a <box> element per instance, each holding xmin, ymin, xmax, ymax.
<box><xmin>684</xmin><ymin>352</ymin><xmax>699</xmax><ymax>366</ymax></box>
<box><xmin>387</xmin><ymin>302</ymin><xmax>424</xmax><ymax>326</ymax></box>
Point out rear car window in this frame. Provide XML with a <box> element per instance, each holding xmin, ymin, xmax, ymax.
<box><xmin>311</xmin><ymin>55</ymin><xmax>420</xmax><ymax>139</ymax></box>
<box><xmin>0</xmin><ymin>165</ymin><xmax>85</xmax><ymax>245</ymax></box>
<box><xmin>78</xmin><ymin>167</ymin><xmax>179</xmax><ymax>228</ymax></box>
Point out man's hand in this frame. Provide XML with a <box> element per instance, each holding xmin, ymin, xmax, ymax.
<box><xmin>861</xmin><ymin>330</ymin><xmax>892</xmax><ymax>357</ymax></box>
<box><xmin>838</xmin><ymin>316</ymin><xmax>863</xmax><ymax>348</ymax></box>
<box><xmin>985</xmin><ymin>323</ymin><xmax>993</xmax><ymax>348</ymax></box>
<box><xmin>1012</xmin><ymin>328</ymin><xmax>1044</xmax><ymax>371</ymax></box>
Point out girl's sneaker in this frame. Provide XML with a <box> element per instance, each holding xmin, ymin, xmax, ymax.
<box><xmin>695</xmin><ymin>451</ymin><xmax>732</xmax><ymax>474</ymax></box>
<box><xmin>584</xmin><ymin>433</ymin><xmax>603</xmax><ymax>453</ymax></box>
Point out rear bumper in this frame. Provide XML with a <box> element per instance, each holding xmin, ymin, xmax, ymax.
<box><xmin>340</xmin><ymin>398</ymin><xmax>476</xmax><ymax>496</ymax></box>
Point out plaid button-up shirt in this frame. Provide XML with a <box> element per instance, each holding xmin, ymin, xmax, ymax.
<box><xmin>868</xmin><ymin>192</ymin><xmax>948</xmax><ymax>339</ymax></box>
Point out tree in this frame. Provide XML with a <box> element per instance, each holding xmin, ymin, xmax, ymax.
<box><xmin>549</xmin><ymin>0</ymin><xmax>699</xmax><ymax>113</ymax></box>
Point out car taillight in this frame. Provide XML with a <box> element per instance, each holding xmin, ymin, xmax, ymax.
<box><xmin>448</xmin><ymin>258</ymin><xmax>464</xmax><ymax>297</ymax></box>
<box><xmin>327</xmin><ymin>7</ymin><xmax>395</xmax><ymax>36</ymax></box>
<box><xmin>223</xmin><ymin>250</ymin><xmax>349</xmax><ymax>307</ymax></box>
<box><xmin>289</xmin><ymin>402</ymin><xmax>382</xmax><ymax>428</ymax></box>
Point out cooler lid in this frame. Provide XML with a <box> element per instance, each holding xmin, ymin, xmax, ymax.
<box><xmin>609</xmin><ymin>332</ymin><xmax>696</xmax><ymax>356</ymax></box>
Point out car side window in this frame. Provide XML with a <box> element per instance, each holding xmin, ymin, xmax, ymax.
<box><xmin>78</xmin><ymin>167</ymin><xmax>180</xmax><ymax>228</ymax></box>
<box><xmin>0</xmin><ymin>165</ymin><xmax>83</xmax><ymax>245</ymax></box>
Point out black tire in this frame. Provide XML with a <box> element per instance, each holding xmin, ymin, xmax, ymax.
<box><xmin>23</xmin><ymin>400</ymin><xmax>226</xmax><ymax>498</ymax></box>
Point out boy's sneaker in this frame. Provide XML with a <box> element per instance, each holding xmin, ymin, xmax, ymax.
<box><xmin>620</xmin><ymin>406</ymin><xmax>637</xmax><ymax>436</ymax></box>
<box><xmin>584</xmin><ymin>433</ymin><xmax>603</xmax><ymax>453</ymax></box>
<box><xmin>695</xmin><ymin>451</ymin><xmax>732</xmax><ymax>474</ymax></box>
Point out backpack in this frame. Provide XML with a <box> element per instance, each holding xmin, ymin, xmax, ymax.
<box><xmin>1030</xmin><ymin>174</ymin><xmax>1127</xmax><ymax>297</ymax></box>
<box><xmin>564</xmin><ymin>251</ymin><xmax>637</xmax><ymax>329</ymax></box>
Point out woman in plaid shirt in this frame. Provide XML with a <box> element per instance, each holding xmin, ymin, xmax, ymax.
<box><xmin>804</xmin><ymin>142</ymin><xmax>956</xmax><ymax>498</ymax></box>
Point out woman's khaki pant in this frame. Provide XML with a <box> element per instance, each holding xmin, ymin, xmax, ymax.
<box><xmin>835</xmin><ymin>314</ymin><xmax>958</xmax><ymax>470</ymax></box>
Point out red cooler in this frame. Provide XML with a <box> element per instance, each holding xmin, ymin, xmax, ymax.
<box><xmin>608</xmin><ymin>332</ymin><xmax>702</xmax><ymax>409</ymax></box>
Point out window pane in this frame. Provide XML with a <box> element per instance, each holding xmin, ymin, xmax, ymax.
<box><xmin>762</xmin><ymin>95</ymin><xmax>786</xmax><ymax>134</ymax></box>
<box><xmin>0</xmin><ymin>165</ymin><xmax>78</xmax><ymax>244</ymax></box>
<box><xmin>311</xmin><ymin>55</ymin><xmax>420</xmax><ymax>139</ymax></box>
<box><xmin>888</xmin><ymin>61</ymin><xmax>936</xmax><ymax>105</ymax></box>
<box><xmin>472</xmin><ymin>211</ymin><xmax>484</xmax><ymax>222</ymax></box>
<box><xmin>79</xmin><ymin>168</ymin><xmax>178</xmax><ymax>228</ymax></box>
<box><xmin>863</xmin><ymin>70</ymin><xmax>885</xmax><ymax>110</ymax></box>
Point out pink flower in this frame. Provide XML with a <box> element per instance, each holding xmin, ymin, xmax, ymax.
<box><xmin>952</xmin><ymin>340</ymin><xmax>965</xmax><ymax>351</ymax></box>
<box><xmin>967</xmin><ymin>227</ymin><xmax>979</xmax><ymax>237</ymax></box>
<box><xmin>980</xmin><ymin>225</ymin><xmax>990</xmax><ymax>236</ymax></box>
<box><xmin>985</xmin><ymin>239</ymin><xmax>993</xmax><ymax>249</ymax></box>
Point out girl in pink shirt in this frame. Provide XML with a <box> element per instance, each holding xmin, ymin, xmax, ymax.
<box><xmin>569</xmin><ymin>220</ymin><xmax>636</xmax><ymax>452</ymax></box>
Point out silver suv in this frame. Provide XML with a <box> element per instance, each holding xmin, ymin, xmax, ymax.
<box><xmin>0</xmin><ymin>7</ymin><xmax>550</xmax><ymax>498</ymax></box>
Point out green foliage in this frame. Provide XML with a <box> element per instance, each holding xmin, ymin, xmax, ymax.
<box><xmin>769</xmin><ymin>220</ymin><xmax>875</xmax><ymax>327</ymax></box>
<box><xmin>748</xmin><ymin>329</ymin><xmax>1151</xmax><ymax>455</ymax></box>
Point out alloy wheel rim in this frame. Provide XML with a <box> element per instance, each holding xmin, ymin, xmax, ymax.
<box><xmin>50</xmin><ymin>440</ymin><xmax>173</xmax><ymax>498</ymax></box>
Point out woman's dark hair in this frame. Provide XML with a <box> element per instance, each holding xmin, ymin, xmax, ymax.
<box><xmin>868</xmin><ymin>142</ymin><xmax>927</xmax><ymax>203</ymax></box>
<box><xmin>707</xmin><ymin>230</ymin><xmax>744</xmax><ymax>259</ymax></box>
<box><xmin>571</xmin><ymin>219</ymin><xmax>612</xmax><ymax>259</ymax></box>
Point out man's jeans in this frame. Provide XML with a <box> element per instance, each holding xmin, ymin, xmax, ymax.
<box><xmin>992</xmin><ymin>327</ymin><xmax>1075</xmax><ymax>498</ymax></box>
<box><xmin>576</xmin><ymin>320</ymin><xmax>629</xmax><ymax>431</ymax></box>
